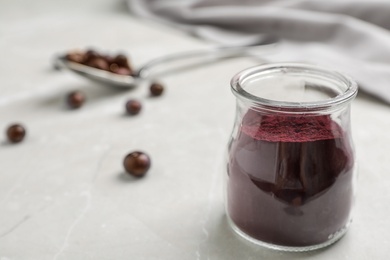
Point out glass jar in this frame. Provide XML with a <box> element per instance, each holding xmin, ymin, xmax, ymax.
<box><xmin>226</xmin><ymin>63</ymin><xmax>358</xmax><ymax>251</ymax></box>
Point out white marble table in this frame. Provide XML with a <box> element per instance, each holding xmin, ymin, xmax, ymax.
<box><xmin>1</xmin><ymin>0</ymin><xmax>390</xmax><ymax>259</ymax></box>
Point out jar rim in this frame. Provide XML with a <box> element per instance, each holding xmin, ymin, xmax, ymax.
<box><xmin>230</xmin><ymin>63</ymin><xmax>358</xmax><ymax>112</ymax></box>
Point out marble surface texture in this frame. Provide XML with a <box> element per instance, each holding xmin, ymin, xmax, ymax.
<box><xmin>1</xmin><ymin>0</ymin><xmax>390</xmax><ymax>259</ymax></box>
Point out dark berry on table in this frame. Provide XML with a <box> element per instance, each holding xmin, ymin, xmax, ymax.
<box><xmin>66</xmin><ymin>91</ymin><xmax>86</xmax><ymax>109</ymax></box>
<box><xmin>6</xmin><ymin>124</ymin><xmax>26</xmax><ymax>143</ymax></box>
<box><xmin>123</xmin><ymin>151</ymin><xmax>151</xmax><ymax>177</ymax></box>
<box><xmin>150</xmin><ymin>82</ymin><xmax>164</xmax><ymax>96</ymax></box>
<box><xmin>125</xmin><ymin>99</ymin><xmax>142</xmax><ymax>115</ymax></box>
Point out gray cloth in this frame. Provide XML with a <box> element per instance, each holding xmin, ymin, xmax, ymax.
<box><xmin>127</xmin><ymin>0</ymin><xmax>390</xmax><ymax>104</ymax></box>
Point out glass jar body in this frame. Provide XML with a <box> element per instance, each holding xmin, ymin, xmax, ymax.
<box><xmin>225</xmin><ymin>63</ymin><xmax>357</xmax><ymax>251</ymax></box>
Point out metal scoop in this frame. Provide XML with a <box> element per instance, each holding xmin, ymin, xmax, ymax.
<box><xmin>55</xmin><ymin>43</ymin><xmax>275</xmax><ymax>88</ymax></box>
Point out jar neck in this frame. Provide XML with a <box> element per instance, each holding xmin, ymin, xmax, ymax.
<box><xmin>231</xmin><ymin>63</ymin><xmax>358</xmax><ymax>115</ymax></box>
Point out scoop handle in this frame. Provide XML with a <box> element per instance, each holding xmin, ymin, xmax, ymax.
<box><xmin>136</xmin><ymin>43</ymin><xmax>276</xmax><ymax>79</ymax></box>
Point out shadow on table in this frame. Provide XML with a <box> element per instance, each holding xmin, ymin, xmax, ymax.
<box><xmin>116</xmin><ymin>171</ymin><xmax>149</xmax><ymax>183</ymax></box>
<box><xmin>203</xmin><ymin>214</ymin><xmax>335</xmax><ymax>259</ymax></box>
<box><xmin>0</xmin><ymin>140</ymin><xmax>13</xmax><ymax>147</ymax></box>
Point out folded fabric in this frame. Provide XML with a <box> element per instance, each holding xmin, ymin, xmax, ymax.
<box><xmin>127</xmin><ymin>0</ymin><xmax>390</xmax><ymax>104</ymax></box>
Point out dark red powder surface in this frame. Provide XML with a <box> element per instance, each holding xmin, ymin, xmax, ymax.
<box><xmin>227</xmin><ymin>109</ymin><xmax>354</xmax><ymax>247</ymax></box>
<box><xmin>241</xmin><ymin>109</ymin><xmax>344</xmax><ymax>142</ymax></box>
